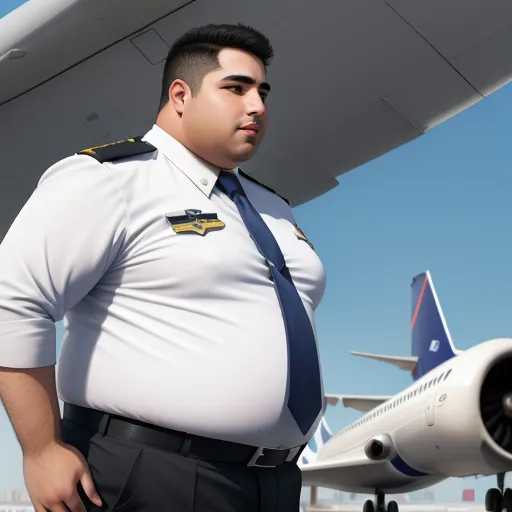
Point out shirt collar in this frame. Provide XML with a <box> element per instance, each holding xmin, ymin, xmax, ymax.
<box><xmin>142</xmin><ymin>124</ymin><xmax>238</xmax><ymax>197</ymax></box>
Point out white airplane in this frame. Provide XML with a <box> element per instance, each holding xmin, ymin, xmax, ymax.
<box><xmin>300</xmin><ymin>271</ymin><xmax>512</xmax><ymax>512</ymax></box>
<box><xmin>304</xmin><ymin>489</ymin><xmax>486</xmax><ymax>512</ymax></box>
<box><xmin>2</xmin><ymin>0</ymin><xmax>512</xmax><ymax>241</ymax></box>
<box><xmin>306</xmin><ymin>500</ymin><xmax>486</xmax><ymax>512</ymax></box>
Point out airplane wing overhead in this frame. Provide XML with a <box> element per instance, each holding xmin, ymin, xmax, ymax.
<box><xmin>0</xmin><ymin>0</ymin><xmax>192</xmax><ymax>104</ymax></box>
<box><xmin>2</xmin><ymin>0</ymin><xmax>512</xmax><ymax>240</ymax></box>
<box><xmin>350</xmin><ymin>351</ymin><xmax>418</xmax><ymax>372</ymax></box>
<box><xmin>325</xmin><ymin>394</ymin><xmax>393</xmax><ymax>412</ymax></box>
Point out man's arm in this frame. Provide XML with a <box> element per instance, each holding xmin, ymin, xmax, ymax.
<box><xmin>0</xmin><ymin>154</ymin><xmax>129</xmax><ymax>511</ymax></box>
<box><xmin>0</xmin><ymin>365</ymin><xmax>61</xmax><ymax>456</ymax></box>
<box><xmin>0</xmin><ymin>364</ymin><xmax>103</xmax><ymax>511</ymax></box>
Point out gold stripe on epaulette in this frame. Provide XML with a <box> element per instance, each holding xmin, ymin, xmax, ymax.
<box><xmin>79</xmin><ymin>138</ymin><xmax>137</xmax><ymax>155</ymax></box>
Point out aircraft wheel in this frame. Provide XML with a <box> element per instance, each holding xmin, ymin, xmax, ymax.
<box><xmin>485</xmin><ymin>488</ymin><xmax>502</xmax><ymax>512</ymax></box>
<box><xmin>387</xmin><ymin>500</ymin><xmax>399</xmax><ymax>512</ymax></box>
<box><xmin>363</xmin><ymin>499</ymin><xmax>375</xmax><ymax>512</ymax></box>
<box><xmin>502</xmin><ymin>489</ymin><xmax>512</xmax><ymax>512</ymax></box>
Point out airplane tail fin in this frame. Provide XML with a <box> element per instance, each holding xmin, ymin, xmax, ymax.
<box><xmin>410</xmin><ymin>271</ymin><xmax>457</xmax><ymax>380</ymax></box>
<box><xmin>299</xmin><ymin>415</ymin><xmax>333</xmax><ymax>466</ymax></box>
<box><xmin>348</xmin><ymin>271</ymin><xmax>460</xmax><ymax>382</ymax></box>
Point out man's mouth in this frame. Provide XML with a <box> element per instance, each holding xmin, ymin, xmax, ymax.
<box><xmin>239</xmin><ymin>123</ymin><xmax>260</xmax><ymax>136</ymax></box>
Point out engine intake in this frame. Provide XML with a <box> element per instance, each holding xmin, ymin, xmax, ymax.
<box><xmin>480</xmin><ymin>356</ymin><xmax>512</xmax><ymax>454</ymax></box>
<box><xmin>364</xmin><ymin>434</ymin><xmax>395</xmax><ymax>460</ymax></box>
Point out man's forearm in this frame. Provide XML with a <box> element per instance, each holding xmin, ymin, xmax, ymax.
<box><xmin>0</xmin><ymin>365</ymin><xmax>62</xmax><ymax>456</ymax></box>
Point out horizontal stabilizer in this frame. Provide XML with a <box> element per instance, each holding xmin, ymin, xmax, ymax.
<box><xmin>350</xmin><ymin>351</ymin><xmax>418</xmax><ymax>372</ymax></box>
<box><xmin>325</xmin><ymin>394</ymin><xmax>392</xmax><ymax>412</ymax></box>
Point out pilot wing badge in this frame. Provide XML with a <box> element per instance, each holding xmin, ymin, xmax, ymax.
<box><xmin>295</xmin><ymin>225</ymin><xmax>315</xmax><ymax>250</ymax></box>
<box><xmin>166</xmin><ymin>209</ymin><xmax>225</xmax><ymax>236</ymax></box>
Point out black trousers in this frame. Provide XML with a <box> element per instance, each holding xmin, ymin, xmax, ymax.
<box><xmin>62</xmin><ymin>418</ymin><xmax>303</xmax><ymax>512</ymax></box>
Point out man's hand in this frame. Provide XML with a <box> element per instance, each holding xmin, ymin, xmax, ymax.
<box><xmin>23</xmin><ymin>440</ymin><xmax>103</xmax><ymax>512</ymax></box>
<box><xmin>0</xmin><ymin>367</ymin><xmax>101</xmax><ymax>510</ymax></box>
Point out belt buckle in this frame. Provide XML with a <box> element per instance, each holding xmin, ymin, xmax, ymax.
<box><xmin>247</xmin><ymin>445</ymin><xmax>302</xmax><ymax>468</ymax></box>
<box><xmin>247</xmin><ymin>447</ymin><xmax>273</xmax><ymax>468</ymax></box>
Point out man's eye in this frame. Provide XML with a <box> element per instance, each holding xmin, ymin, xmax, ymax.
<box><xmin>226</xmin><ymin>85</ymin><xmax>243</xmax><ymax>93</ymax></box>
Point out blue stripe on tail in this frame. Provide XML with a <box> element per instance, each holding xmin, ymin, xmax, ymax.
<box><xmin>302</xmin><ymin>416</ymin><xmax>333</xmax><ymax>465</ymax></box>
<box><xmin>410</xmin><ymin>271</ymin><xmax>456</xmax><ymax>380</ymax></box>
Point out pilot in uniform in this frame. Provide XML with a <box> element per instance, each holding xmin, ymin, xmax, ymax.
<box><xmin>0</xmin><ymin>123</ymin><xmax>327</xmax><ymax>511</ymax></box>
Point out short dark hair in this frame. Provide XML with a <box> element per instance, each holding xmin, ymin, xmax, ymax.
<box><xmin>158</xmin><ymin>23</ymin><xmax>274</xmax><ymax>111</ymax></box>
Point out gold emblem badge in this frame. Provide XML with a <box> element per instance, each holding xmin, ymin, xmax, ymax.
<box><xmin>166</xmin><ymin>209</ymin><xmax>225</xmax><ymax>236</ymax></box>
<box><xmin>295</xmin><ymin>226</ymin><xmax>315</xmax><ymax>250</ymax></box>
<box><xmin>172</xmin><ymin>218</ymin><xmax>225</xmax><ymax>236</ymax></box>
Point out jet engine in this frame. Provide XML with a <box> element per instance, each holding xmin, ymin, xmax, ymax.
<box><xmin>364</xmin><ymin>434</ymin><xmax>396</xmax><ymax>461</ymax></box>
<box><xmin>480</xmin><ymin>355</ymin><xmax>512</xmax><ymax>454</ymax></box>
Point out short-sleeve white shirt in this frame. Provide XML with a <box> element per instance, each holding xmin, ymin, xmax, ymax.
<box><xmin>0</xmin><ymin>124</ymin><xmax>326</xmax><ymax>448</ymax></box>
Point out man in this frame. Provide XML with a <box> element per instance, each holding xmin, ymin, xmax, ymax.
<box><xmin>0</xmin><ymin>23</ymin><xmax>326</xmax><ymax>511</ymax></box>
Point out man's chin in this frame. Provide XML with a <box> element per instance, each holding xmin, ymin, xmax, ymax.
<box><xmin>239</xmin><ymin>138</ymin><xmax>261</xmax><ymax>153</ymax></box>
<box><xmin>218</xmin><ymin>141</ymin><xmax>261</xmax><ymax>168</ymax></box>
<box><xmin>234</xmin><ymin>146</ymin><xmax>259</xmax><ymax>163</ymax></box>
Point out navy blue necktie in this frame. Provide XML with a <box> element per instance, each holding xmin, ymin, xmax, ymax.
<box><xmin>216</xmin><ymin>170</ymin><xmax>323</xmax><ymax>435</ymax></box>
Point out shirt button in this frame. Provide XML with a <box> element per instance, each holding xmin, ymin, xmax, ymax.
<box><xmin>200</xmin><ymin>178</ymin><xmax>208</xmax><ymax>186</ymax></box>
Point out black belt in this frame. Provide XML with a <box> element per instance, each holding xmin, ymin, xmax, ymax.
<box><xmin>63</xmin><ymin>403</ymin><xmax>305</xmax><ymax>468</ymax></box>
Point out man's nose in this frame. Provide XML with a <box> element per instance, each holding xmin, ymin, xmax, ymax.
<box><xmin>246</xmin><ymin>90</ymin><xmax>266</xmax><ymax>117</ymax></box>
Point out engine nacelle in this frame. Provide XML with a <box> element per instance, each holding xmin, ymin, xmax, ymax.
<box><xmin>364</xmin><ymin>434</ymin><xmax>396</xmax><ymax>461</ymax></box>
<box><xmin>394</xmin><ymin>339</ymin><xmax>512</xmax><ymax>477</ymax></box>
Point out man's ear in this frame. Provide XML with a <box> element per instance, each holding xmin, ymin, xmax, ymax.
<box><xmin>168</xmin><ymin>79</ymin><xmax>190</xmax><ymax>115</ymax></box>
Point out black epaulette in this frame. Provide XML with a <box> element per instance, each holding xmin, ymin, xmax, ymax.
<box><xmin>238</xmin><ymin>169</ymin><xmax>290</xmax><ymax>206</ymax></box>
<box><xmin>77</xmin><ymin>136</ymin><xmax>156</xmax><ymax>163</ymax></box>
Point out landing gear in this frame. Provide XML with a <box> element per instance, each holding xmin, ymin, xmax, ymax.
<box><xmin>387</xmin><ymin>501</ymin><xmax>399</xmax><ymax>512</ymax></box>
<box><xmin>363</xmin><ymin>500</ymin><xmax>375</xmax><ymax>512</ymax></box>
<box><xmin>362</xmin><ymin>490</ymin><xmax>399</xmax><ymax>512</ymax></box>
<box><xmin>485</xmin><ymin>472</ymin><xmax>512</xmax><ymax>512</ymax></box>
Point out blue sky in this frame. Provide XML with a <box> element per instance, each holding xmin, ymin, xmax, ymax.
<box><xmin>0</xmin><ymin>0</ymin><xmax>25</xmax><ymax>18</ymax></box>
<box><xmin>2</xmin><ymin>0</ymin><xmax>512</xmax><ymax>505</ymax></box>
<box><xmin>292</xmin><ymin>78</ymin><xmax>512</xmax><ymax>502</ymax></box>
